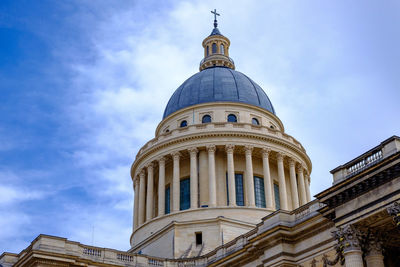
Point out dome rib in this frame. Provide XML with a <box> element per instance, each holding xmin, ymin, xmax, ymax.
<box><xmin>163</xmin><ymin>67</ymin><xmax>275</xmax><ymax>119</ymax></box>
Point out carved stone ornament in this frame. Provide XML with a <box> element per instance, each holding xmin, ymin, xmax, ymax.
<box><xmin>365</xmin><ymin>230</ymin><xmax>383</xmax><ymax>256</ymax></box>
<box><xmin>333</xmin><ymin>224</ymin><xmax>362</xmax><ymax>254</ymax></box>
<box><xmin>207</xmin><ymin>145</ymin><xmax>216</xmax><ymax>153</ymax></box>
<box><xmin>225</xmin><ymin>144</ymin><xmax>235</xmax><ymax>153</ymax></box>
<box><xmin>387</xmin><ymin>202</ymin><xmax>400</xmax><ymax>229</ymax></box>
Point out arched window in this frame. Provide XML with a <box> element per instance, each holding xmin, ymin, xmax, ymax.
<box><xmin>180</xmin><ymin>120</ymin><xmax>187</xmax><ymax>127</ymax></box>
<box><xmin>206</xmin><ymin>46</ymin><xmax>209</xmax><ymax>56</ymax></box>
<box><xmin>227</xmin><ymin>114</ymin><xmax>237</xmax><ymax>123</ymax></box>
<box><xmin>212</xmin><ymin>43</ymin><xmax>217</xmax><ymax>54</ymax></box>
<box><xmin>202</xmin><ymin>115</ymin><xmax>212</xmax><ymax>123</ymax></box>
<box><xmin>254</xmin><ymin>176</ymin><xmax>266</xmax><ymax>208</ymax></box>
<box><xmin>180</xmin><ymin>178</ymin><xmax>190</xmax><ymax>210</ymax></box>
<box><xmin>252</xmin><ymin>118</ymin><xmax>260</xmax><ymax>125</ymax></box>
<box><xmin>220</xmin><ymin>44</ymin><xmax>224</xmax><ymax>54</ymax></box>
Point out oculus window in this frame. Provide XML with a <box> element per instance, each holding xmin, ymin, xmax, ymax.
<box><xmin>252</xmin><ymin>118</ymin><xmax>260</xmax><ymax>125</ymax></box>
<box><xmin>227</xmin><ymin>114</ymin><xmax>237</xmax><ymax>123</ymax></box>
<box><xmin>202</xmin><ymin>115</ymin><xmax>212</xmax><ymax>123</ymax></box>
<box><xmin>180</xmin><ymin>178</ymin><xmax>190</xmax><ymax>210</ymax></box>
<box><xmin>254</xmin><ymin>176</ymin><xmax>266</xmax><ymax>208</ymax></box>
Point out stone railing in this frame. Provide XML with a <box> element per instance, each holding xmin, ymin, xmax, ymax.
<box><xmin>199</xmin><ymin>55</ymin><xmax>234</xmax><ymax>66</ymax></box>
<box><xmin>330</xmin><ymin>136</ymin><xmax>400</xmax><ymax>183</ymax></box>
<box><xmin>346</xmin><ymin>150</ymin><xmax>382</xmax><ymax>176</ymax></box>
<box><xmin>294</xmin><ymin>200</ymin><xmax>325</xmax><ymax>221</ymax></box>
<box><xmin>135</xmin><ymin>122</ymin><xmax>305</xmax><ymax>158</ymax></box>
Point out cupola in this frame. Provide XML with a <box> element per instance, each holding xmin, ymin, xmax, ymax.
<box><xmin>199</xmin><ymin>9</ymin><xmax>235</xmax><ymax>71</ymax></box>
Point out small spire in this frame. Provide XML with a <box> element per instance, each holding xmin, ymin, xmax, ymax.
<box><xmin>211</xmin><ymin>9</ymin><xmax>220</xmax><ymax>28</ymax></box>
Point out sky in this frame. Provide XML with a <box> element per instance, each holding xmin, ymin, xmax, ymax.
<box><xmin>0</xmin><ymin>0</ymin><xmax>399</xmax><ymax>253</ymax></box>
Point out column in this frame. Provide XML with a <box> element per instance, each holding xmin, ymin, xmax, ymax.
<box><xmin>297</xmin><ymin>165</ymin><xmax>307</xmax><ymax>206</ymax></box>
<box><xmin>262</xmin><ymin>148</ymin><xmax>274</xmax><ymax>210</ymax></box>
<box><xmin>245</xmin><ymin>145</ymin><xmax>255</xmax><ymax>207</ymax></box>
<box><xmin>207</xmin><ymin>145</ymin><xmax>217</xmax><ymax>207</ymax></box>
<box><xmin>158</xmin><ymin>157</ymin><xmax>165</xmax><ymax>216</ymax></box>
<box><xmin>146</xmin><ymin>163</ymin><xmax>154</xmax><ymax>221</ymax></box>
<box><xmin>276</xmin><ymin>152</ymin><xmax>288</xmax><ymax>210</ymax></box>
<box><xmin>226</xmin><ymin>144</ymin><xmax>236</xmax><ymax>206</ymax></box>
<box><xmin>289</xmin><ymin>159</ymin><xmax>299</xmax><ymax>209</ymax></box>
<box><xmin>172</xmin><ymin>152</ymin><xmax>181</xmax><ymax>212</ymax></box>
<box><xmin>365</xmin><ymin>232</ymin><xmax>384</xmax><ymax>267</ymax></box>
<box><xmin>188</xmin><ymin>147</ymin><xmax>198</xmax><ymax>209</ymax></box>
<box><xmin>334</xmin><ymin>225</ymin><xmax>364</xmax><ymax>267</ymax></box>
<box><xmin>133</xmin><ymin>178</ymin><xmax>139</xmax><ymax>230</ymax></box>
<box><xmin>305</xmin><ymin>173</ymin><xmax>311</xmax><ymax>202</ymax></box>
<box><xmin>138</xmin><ymin>170</ymin><xmax>146</xmax><ymax>225</ymax></box>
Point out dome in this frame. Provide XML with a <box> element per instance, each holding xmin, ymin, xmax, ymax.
<box><xmin>163</xmin><ymin>67</ymin><xmax>275</xmax><ymax>119</ymax></box>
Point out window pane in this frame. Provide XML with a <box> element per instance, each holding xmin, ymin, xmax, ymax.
<box><xmin>254</xmin><ymin>176</ymin><xmax>266</xmax><ymax>208</ymax></box>
<box><xmin>206</xmin><ymin>46</ymin><xmax>209</xmax><ymax>56</ymax></box>
<box><xmin>212</xmin><ymin>43</ymin><xmax>217</xmax><ymax>53</ymax></box>
<box><xmin>180</xmin><ymin>178</ymin><xmax>190</xmax><ymax>210</ymax></box>
<box><xmin>226</xmin><ymin>173</ymin><xmax>229</xmax><ymax>206</ymax></box>
<box><xmin>165</xmin><ymin>186</ymin><xmax>170</xmax><ymax>214</ymax></box>
<box><xmin>220</xmin><ymin>44</ymin><xmax>224</xmax><ymax>54</ymax></box>
<box><xmin>235</xmin><ymin>174</ymin><xmax>245</xmax><ymax>206</ymax></box>
<box><xmin>180</xmin><ymin>120</ymin><xmax>187</xmax><ymax>127</ymax></box>
<box><xmin>202</xmin><ymin>115</ymin><xmax>211</xmax><ymax>123</ymax></box>
<box><xmin>227</xmin><ymin>114</ymin><xmax>237</xmax><ymax>123</ymax></box>
<box><xmin>274</xmin><ymin>183</ymin><xmax>280</xmax><ymax>210</ymax></box>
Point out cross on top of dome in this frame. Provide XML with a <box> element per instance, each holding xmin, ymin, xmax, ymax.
<box><xmin>211</xmin><ymin>9</ymin><xmax>220</xmax><ymax>28</ymax></box>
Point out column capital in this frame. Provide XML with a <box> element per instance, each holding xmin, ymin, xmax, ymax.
<box><xmin>139</xmin><ymin>169</ymin><xmax>146</xmax><ymax>177</ymax></box>
<box><xmin>207</xmin><ymin>145</ymin><xmax>216</xmax><ymax>153</ymax></box>
<box><xmin>244</xmin><ymin>145</ymin><xmax>253</xmax><ymax>155</ymax></box>
<box><xmin>158</xmin><ymin>156</ymin><xmax>166</xmax><ymax>164</ymax></box>
<box><xmin>134</xmin><ymin>177</ymin><xmax>140</xmax><ymax>187</ymax></box>
<box><xmin>146</xmin><ymin>162</ymin><xmax>154</xmax><ymax>169</ymax></box>
<box><xmin>188</xmin><ymin>147</ymin><xmax>198</xmax><ymax>155</ymax></box>
<box><xmin>333</xmin><ymin>225</ymin><xmax>362</xmax><ymax>252</ymax></box>
<box><xmin>225</xmin><ymin>144</ymin><xmax>235</xmax><ymax>153</ymax></box>
<box><xmin>288</xmin><ymin>158</ymin><xmax>296</xmax><ymax>167</ymax></box>
<box><xmin>172</xmin><ymin>151</ymin><xmax>181</xmax><ymax>159</ymax></box>
<box><xmin>276</xmin><ymin>152</ymin><xmax>286</xmax><ymax>161</ymax></box>
<box><xmin>296</xmin><ymin>164</ymin><xmax>305</xmax><ymax>173</ymax></box>
<box><xmin>387</xmin><ymin>201</ymin><xmax>400</xmax><ymax>229</ymax></box>
<box><xmin>261</xmin><ymin>147</ymin><xmax>271</xmax><ymax>158</ymax></box>
<box><xmin>365</xmin><ymin>231</ymin><xmax>383</xmax><ymax>256</ymax></box>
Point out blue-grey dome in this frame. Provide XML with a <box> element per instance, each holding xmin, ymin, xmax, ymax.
<box><xmin>163</xmin><ymin>67</ymin><xmax>275</xmax><ymax>119</ymax></box>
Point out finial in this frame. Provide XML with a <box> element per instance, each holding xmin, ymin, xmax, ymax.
<box><xmin>211</xmin><ymin>9</ymin><xmax>220</xmax><ymax>28</ymax></box>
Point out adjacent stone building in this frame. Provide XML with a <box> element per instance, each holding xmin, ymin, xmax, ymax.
<box><xmin>1</xmin><ymin>14</ymin><xmax>399</xmax><ymax>267</ymax></box>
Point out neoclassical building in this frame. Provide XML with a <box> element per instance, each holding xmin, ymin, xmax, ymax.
<box><xmin>129</xmin><ymin>15</ymin><xmax>312</xmax><ymax>258</ymax></box>
<box><xmin>1</xmin><ymin>13</ymin><xmax>399</xmax><ymax>267</ymax></box>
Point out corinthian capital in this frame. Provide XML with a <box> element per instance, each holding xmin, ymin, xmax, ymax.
<box><xmin>187</xmin><ymin>147</ymin><xmax>198</xmax><ymax>155</ymax></box>
<box><xmin>207</xmin><ymin>145</ymin><xmax>216</xmax><ymax>153</ymax></box>
<box><xmin>332</xmin><ymin>225</ymin><xmax>362</xmax><ymax>252</ymax></box>
<box><xmin>296</xmin><ymin>164</ymin><xmax>305</xmax><ymax>173</ymax></box>
<box><xmin>276</xmin><ymin>152</ymin><xmax>285</xmax><ymax>161</ymax></box>
<box><xmin>244</xmin><ymin>145</ymin><xmax>253</xmax><ymax>155</ymax></box>
<box><xmin>288</xmin><ymin>158</ymin><xmax>296</xmax><ymax>167</ymax></box>
<box><xmin>225</xmin><ymin>144</ymin><xmax>235</xmax><ymax>153</ymax></box>
<box><xmin>171</xmin><ymin>151</ymin><xmax>181</xmax><ymax>160</ymax></box>
<box><xmin>261</xmin><ymin>147</ymin><xmax>271</xmax><ymax>158</ymax></box>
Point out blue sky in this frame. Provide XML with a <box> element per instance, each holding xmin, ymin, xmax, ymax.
<box><xmin>0</xmin><ymin>0</ymin><xmax>399</xmax><ymax>253</ymax></box>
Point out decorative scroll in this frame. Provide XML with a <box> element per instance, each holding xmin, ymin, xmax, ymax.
<box><xmin>387</xmin><ymin>202</ymin><xmax>400</xmax><ymax>229</ymax></box>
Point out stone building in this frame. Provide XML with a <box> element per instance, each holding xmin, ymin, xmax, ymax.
<box><xmin>1</xmin><ymin>14</ymin><xmax>399</xmax><ymax>267</ymax></box>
